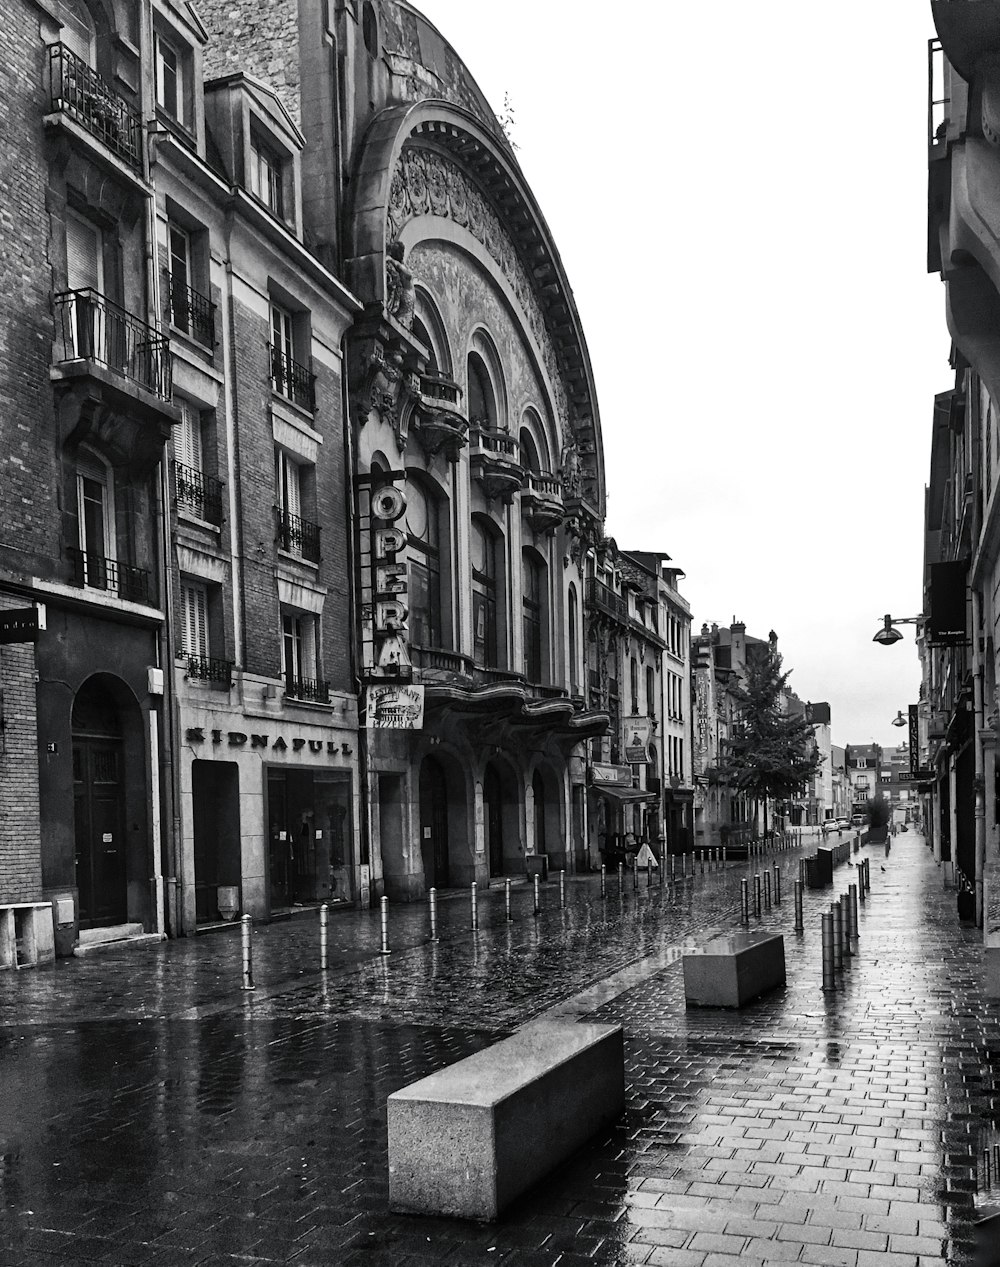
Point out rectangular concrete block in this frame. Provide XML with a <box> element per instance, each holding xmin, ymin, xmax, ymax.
<box><xmin>387</xmin><ymin>1021</ymin><xmax>624</xmax><ymax>1220</ymax></box>
<box><xmin>683</xmin><ymin>931</ymin><xmax>786</xmax><ymax>1008</ymax></box>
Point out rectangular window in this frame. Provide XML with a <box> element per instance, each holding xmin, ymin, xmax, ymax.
<box><xmin>275</xmin><ymin>449</ymin><xmax>301</xmax><ymax>519</ymax></box>
<box><xmin>180</xmin><ymin>579</ymin><xmax>209</xmax><ymax>659</ymax></box>
<box><xmin>168</xmin><ymin>223</ymin><xmax>191</xmax><ymax>333</ymax></box>
<box><xmin>251</xmin><ymin>137</ymin><xmax>285</xmax><ymax>218</ymax></box>
<box><xmin>281</xmin><ymin>609</ymin><xmax>325</xmax><ymax>700</ymax></box>
<box><xmin>176</xmin><ymin>400</ymin><xmax>203</xmax><ymax>473</ymax></box>
<box><xmin>155</xmin><ymin>34</ymin><xmax>182</xmax><ymax>122</ymax></box>
<box><xmin>66</xmin><ymin>209</ymin><xmax>103</xmax><ymax>294</ymax></box>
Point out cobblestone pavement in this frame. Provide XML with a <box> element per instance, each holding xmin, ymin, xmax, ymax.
<box><xmin>0</xmin><ymin>833</ymin><xmax>997</xmax><ymax>1266</ymax></box>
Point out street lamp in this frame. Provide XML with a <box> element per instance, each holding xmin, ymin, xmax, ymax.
<box><xmin>891</xmin><ymin>710</ymin><xmax>907</xmax><ymax>728</ymax></box>
<box><xmin>873</xmin><ymin>613</ymin><xmax>923</xmax><ymax>646</ymax></box>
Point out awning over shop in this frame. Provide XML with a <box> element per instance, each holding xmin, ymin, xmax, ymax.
<box><xmin>591</xmin><ymin>785</ymin><xmax>658</xmax><ymax>804</ymax></box>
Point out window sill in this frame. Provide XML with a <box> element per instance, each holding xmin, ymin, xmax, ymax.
<box><xmin>168</xmin><ymin>321</ymin><xmax>217</xmax><ymax>363</ymax></box>
<box><xmin>177</xmin><ymin>506</ymin><xmax>223</xmax><ymax>534</ymax></box>
<box><xmin>277</xmin><ymin>548</ymin><xmax>320</xmax><ymax>572</ymax></box>
<box><xmin>270</xmin><ymin>388</ymin><xmax>317</xmax><ymax>425</ymax></box>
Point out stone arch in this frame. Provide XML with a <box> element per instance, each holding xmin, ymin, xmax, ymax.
<box><xmin>344</xmin><ymin>98</ymin><xmax>605</xmax><ymax>515</ymax></box>
<box><xmin>526</xmin><ymin>757</ymin><xmax>566</xmax><ymax>871</ymax></box>
<box><xmin>478</xmin><ymin>751</ymin><xmax>523</xmax><ymax>877</ymax></box>
<box><xmin>412</xmin><ymin>284</ymin><xmax>453</xmax><ymax>375</ymax></box>
<box><xmin>416</xmin><ymin>745</ymin><xmax>472</xmax><ymax>888</ymax></box>
<box><xmin>467</xmin><ymin>327</ymin><xmax>507</xmax><ymax>432</ymax></box>
<box><xmin>519</xmin><ymin>405</ymin><xmax>551</xmax><ymax>474</ymax></box>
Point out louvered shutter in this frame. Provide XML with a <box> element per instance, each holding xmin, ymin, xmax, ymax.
<box><xmin>181</xmin><ymin>581</ymin><xmax>208</xmax><ymax>658</ymax></box>
<box><xmin>66</xmin><ymin>211</ymin><xmax>102</xmax><ymax>293</ymax></box>
<box><xmin>176</xmin><ymin>401</ymin><xmax>203</xmax><ymax>472</ymax></box>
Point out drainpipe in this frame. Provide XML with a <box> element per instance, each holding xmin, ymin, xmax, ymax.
<box><xmin>974</xmin><ymin>586</ymin><xmax>986</xmax><ymax>925</ymax></box>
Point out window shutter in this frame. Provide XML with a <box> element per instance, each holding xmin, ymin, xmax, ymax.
<box><xmin>177</xmin><ymin>401</ymin><xmax>202</xmax><ymax>472</ymax></box>
<box><xmin>181</xmin><ymin>581</ymin><xmax>208</xmax><ymax>658</ymax></box>
<box><xmin>66</xmin><ymin>212</ymin><xmax>102</xmax><ymax>293</ymax></box>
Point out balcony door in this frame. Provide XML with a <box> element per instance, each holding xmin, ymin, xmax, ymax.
<box><xmin>76</xmin><ymin>449</ymin><xmax>115</xmax><ymax>589</ymax></box>
<box><xmin>65</xmin><ymin>210</ymin><xmax>104</xmax><ymax>359</ymax></box>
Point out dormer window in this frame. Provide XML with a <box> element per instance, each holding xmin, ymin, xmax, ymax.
<box><xmin>154</xmin><ymin>32</ymin><xmax>187</xmax><ymax>125</ymax></box>
<box><xmin>250</xmin><ymin>132</ymin><xmax>285</xmax><ymax>219</ymax></box>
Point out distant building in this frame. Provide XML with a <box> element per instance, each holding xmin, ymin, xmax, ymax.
<box><xmin>844</xmin><ymin>744</ymin><xmax>883</xmax><ymax>814</ymax></box>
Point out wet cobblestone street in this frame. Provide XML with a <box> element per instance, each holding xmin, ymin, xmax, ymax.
<box><xmin>1</xmin><ymin>833</ymin><xmax>997</xmax><ymax>1266</ymax></box>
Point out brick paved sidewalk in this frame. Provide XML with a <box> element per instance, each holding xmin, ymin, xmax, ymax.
<box><xmin>0</xmin><ymin>833</ymin><xmax>996</xmax><ymax>1266</ymax></box>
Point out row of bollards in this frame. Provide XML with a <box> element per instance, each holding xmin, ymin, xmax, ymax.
<box><xmin>235</xmin><ymin>833</ymin><xmax>857</xmax><ymax>985</ymax></box>
<box><xmin>821</xmin><ymin>879</ymin><xmax>863</xmax><ymax>991</ymax></box>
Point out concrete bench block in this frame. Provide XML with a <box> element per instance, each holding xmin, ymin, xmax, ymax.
<box><xmin>388</xmin><ymin>1020</ymin><xmax>624</xmax><ymax>1220</ymax></box>
<box><xmin>0</xmin><ymin>903</ymin><xmax>56</xmax><ymax>969</ymax></box>
<box><xmin>683</xmin><ymin>931</ymin><xmax>786</xmax><ymax>1008</ymax></box>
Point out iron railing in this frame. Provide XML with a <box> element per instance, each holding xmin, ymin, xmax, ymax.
<box><xmin>276</xmin><ymin>507</ymin><xmax>321</xmax><ymax>562</ymax></box>
<box><xmin>174</xmin><ymin>462</ymin><xmax>224</xmax><ymax>525</ymax></box>
<box><xmin>47</xmin><ymin>43</ymin><xmax>142</xmax><ymax>170</ymax></box>
<box><xmin>269</xmin><ymin>345</ymin><xmax>315</xmax><ymax>412</ymax></box>
<box><xmin>68</xmin><ymin>546</ymin><xmax>152</xmax><ymax>604</ymax></box>
<box><xmin>285</xmin><ymin>675</ymin><xmax>330</xmax><ymax>704</ymax></box>
<box><xmin>167</xmin><ymin>274</ymin><xmax>215</xmax><ymax>347</ymax></box>
<box><xmin>186</xmin><ymin>655</ymin><xmax>233</xmax><ymax>687</ymax></box>
<box><xmin>54</xmin><ymin>289</ymin><xmax>172</xmax><ymax>399</ymax></box>
<box><xmin>586</xmin><ymin>576</ymin><xmax>628</xmax><ymax>622</ymax></box>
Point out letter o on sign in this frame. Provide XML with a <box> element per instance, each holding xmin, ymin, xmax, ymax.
<box><xmin>372</xmin><ymin>485</ymin><xmax>406</xmax><ymax>521</ymax></box>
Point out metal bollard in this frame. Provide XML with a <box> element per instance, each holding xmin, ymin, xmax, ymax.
<box><xmin>849</xmin><ymin>883</ymin><xmax>859</xmax><ymax>938</ymax></box>
<box><xmin>764</xmin><ymin>871</ymin><xmax>772</xmax><ymax>909</ymax></box>
<box><xmin>240</xmin><ymin>914</ymin><xmax>255</xmax><ymax>991</ymax></box>
<box><xmin>840</xmin><ymin>894</ymin><xmax>852</xmax><ymax>958</ymax></box>
<box><xmin>429</xmin><ymin>887</ymin><xmax>440</xmax><ymax>941</ymax></box>
<box><xmin>505</xmin><ymin>878</ymin><xmax>513</xmax><ymax>923</ymax></box>
<box><xmin>741</xmin><ymin>877</ymin><xmax>749</xmax><ymax>923</ymax></box>
<box><xmin>722</xmin><ymin>846</ymin><xmax>728</xmax><ymax>867</ymax></box>
<box><xmin>471</xmin><ymin>881</ymin><xmax>478</xmax><ymax>931</ymax></box>
<box><xmin>319</xmin><ymin>902</ymin><xmax>329</xmax><ymax>971</ymax></box>
<box><xmin>858</xmin><ymin>866</ymin><xmax>866</xmax><ymax>904</ymax></box>
<box><xmin>773</xmin><ymin>862</ymin><xmax>781</xmax><ymax>904</ymax></box>
<box><xmin>633</xmin><ymin>858</ymin><xmax>638</xmax><ymax>891</ymax></box>
<box><xmin>559</xmin><ymin>870</ymin><xmax>566</xmax><ymax>907</ymax></box>
<box><xmin>601</xmin><ymin>864</ymin><xmax>607</xmax><ymax>899</ymax></box>
<box><xmin>659</xmin><ymin>854</ymin><xmax>665</xmax><ymax>886</ymax></box>
<box><xmin>618</xmin><ymin>861</ymin><xmax>625</xmax><ymax>893</ymax></box>
<box><xmin>699</xmin><ymin>849</ymin><xmax>705</xmax><ymax>874</ymax></box>
<box><xmin>794</xmin><ymin>879</ymin><xmax>804</xmax><ymax>932</ymax></box>
<box><xmin>821</xmin><ymin>912</ymin><xmax>836</xmax><ymax>992</ymax></box>
<box><xmin>754</xmin><ymin>873</ymin><xmax>762</xmax><ymax>918</ymax></box>
<box><xmin>533</xmin><ymin>872</ymin><xmax>541</xmax><ymax>916</ymax></box>
<box><xmin>669</xmin><ymin>855</ymin><xmax>676</xmax><ymax>883</ymax></box>
<box><xmin>379</xmin><ymin>896</ymin><xmax>391</xmax><ymax>956</ymax></box>
<box><xmin>831</xmin><ymin>901</ymin><xmax>843</xmax><ymax>971</ymax></box>
<box><xmin>865</xmin><ymin>858</ymin><xmax>871</xmax><ymax>892</ymax></box>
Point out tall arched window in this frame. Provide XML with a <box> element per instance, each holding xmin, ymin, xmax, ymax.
<box><xmin>406</xmin><ymin>479</ymin><xmax>442</xmax><ymax>648</ymax></box>
<box><xmin>467</xmin><ymin>353</ymin><xmax>495</xmax><ymax>429</ymax></box>
<box><xmin>568</xmin><ymin>584</ymin><xmax>579</xmax><ymax>695</ymax></box>
<box><xmin>519</xmin><ymin>428</ymin><xmax>541</xmax><ymax>475</ymax></box>
<box><xmin>55</xmin><ymin>0</ymin><xmax>96</xmax><ymax>64</ymax></box>
<box><xmin>522</xmin><ymin>551</ymin><xmax>545</xmax><ymax>682</ymax></box>
<box><xmin>471</xmin><ymin>515</ymin><xmax>499</xmax><ymax>667</ymax></box>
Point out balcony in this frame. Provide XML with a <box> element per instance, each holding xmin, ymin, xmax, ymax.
<box><xmin>470</xmin><ymin>424</ymin><xmax>522</xmax><ymax>503</ymax></box>
<box><xmin>185</xmin><ymin>655</ymin><xmax>233</xmax><ymax>688</ymax></box>
<box><xmin>521</xmin><ymin>470</ymin><xmax>565</xmax><ymax>533</ymax></box>
<box><xmin>411</xmin><ymin>646</ymin><xmax>474</xmax><ymax>677</ymax></box>
<box><xmin>47</xmin><ymin>43</ymin><xmax>142</xmax><ymax>172</ymax></box>
<box><xmin>175</xmin><ymin>463</ymin><xmax>224</xmax><ymax>525</ymax></box>
<box><xmin>285</xmin><ymin>675</ymin><xmax>330</xmax><ymax>704</ymax></box>
<box><xmin>585</xmin><ymin>576</ymin><xmax>628</xmax><ymax>624</ymax></box>
<box><xmin>54</xmin><ymin>289</ymin><xmax>172</xmax><ymax>400</ymax></box>
<box><xmin>68</xmin><ymin>547</ymin><xmax>153</xmax><ymax>605</ymax></box>
<box><xmin>276</xmin><ymin>507</ymin><xmax>321</xmax><ymax>563</ymax></box>
<box><xmin>167</xmin><ymin>275</ymin><xmax>216</xmax><ymax>349</ymax></box>
<box><xmin>415</xmin><ymin>372</ymin><xmax>468</xmax><ymax>460</ymax></box>
<box><xmin>270</xmin><ymin>345</ymin><xmax>315</xmax><ymax>412</ymax></box>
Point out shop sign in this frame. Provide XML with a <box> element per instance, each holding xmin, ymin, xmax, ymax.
<box><xmin>0</xmin><ymin>604</ymin><xmax>45</xmax><ymax>644</ymax></box>
<box><xmin>897</xmin><ymin>769</ymin><xmax>934</xmax><ymax>783</ymax></box>
<box><xmin>185</xmin><ymin>728</ymin><xmax>352</xmax><ymax>756</ymax></box>
<box><xmin>624</xmin><ymin>715</ymin><xmax>651</xmax><ymax>764</ymax></box>
<box><xmin>364</xmin><ymin>684</ymin><xmax>424</xmax><ymax>729</ymax></box>
<box><xmin>591</xmin><ymin>762</ymin><xmax>633</xmax><ymax>787</ymax></box>
<box><xmin>358</xmin><ymin>472</ymin><xmax>412</xmax><ymax>681</ymax></box>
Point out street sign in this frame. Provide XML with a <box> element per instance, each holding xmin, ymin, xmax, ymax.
<box><xmin>898</xmin><ymin>769</ymin><xmax>934</xmax><ymax>783</ymax></box>
<box><xmin>0</xmin><ymin>605</ymin><xmax>45</xmax><ymax>644</ymax></box>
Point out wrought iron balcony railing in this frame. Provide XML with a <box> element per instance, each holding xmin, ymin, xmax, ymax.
<box><xmin>586</xmin><ymin>576</ymin><xmax>628</xmax><ymax>623</ymax></box>
<box><xmin>47</xmin><ymin>43</ymin><xmax>142</xmax><ymax>171</ymax></box>
<box><xmin>68</xmin><ymin>546</ymin><xmax>152</xmax><ymax>604</ymax></box>
<box><xmin>275</xmin><ymin>507</ymin><xmax>321</xmax><ymax>563</ymax></box>
<box><xmin>167</xmin><ymin>275</ymin><xmax>216</xmax><ymax>347</ymax></box>
<box><xmin>186</xmin><ymin>655</ymin><xmax>233</xmax><ymax>687</ymax></box>
<box><xmin>54</xmin><ymin>289</ymin><xmax>172</xmax><ymax>400</ymax></box>
<box><xmin>174</xmin><ymin>462</ymin><xmax>224</xmax><ymax>525</ymax></box>
<box><xmin>269</xmin><ymin>345</ymin><xmax>315</xmax><ymax>412</ymax></box>
<box><xmin>285</xmin><ymin>675</ymin><xmax>330</xmax><ymax>704</ymax></box>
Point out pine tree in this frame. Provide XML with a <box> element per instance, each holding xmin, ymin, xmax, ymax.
<box><xmin>718</xmin><ymin>647</ymin><xmax>823</xmax><ymax>839</ymax></box>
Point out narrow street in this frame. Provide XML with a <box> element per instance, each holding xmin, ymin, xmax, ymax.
<box><xmin>0</xmin><ymin>832</ymin><xmax>994</xmax><ymax>1266</ymax></box>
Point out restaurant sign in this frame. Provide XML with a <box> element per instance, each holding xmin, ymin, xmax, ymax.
<box><xmin>364</xmin><ymin>684</ymin><xmax>425</xmax><ymax>729</ymax></box>
<box><xmin>591</xmin><ymin>763</ymin><xmax>634</xmax><ymax>787</ymax></box>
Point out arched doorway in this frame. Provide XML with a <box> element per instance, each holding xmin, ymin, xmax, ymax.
<box><xmin>484</xmin><ymin>764</ymin><xmax>504</xmax><ymax>877</ymax></box>
<box><xmin>419</xmin><ymin>756</ymin><xmax>451</xmax><ymax>887</ymax></box>
<box><xmin>532</xmin><ymin>770</ymin><xmax>547</xmax><ymax>856</ymax></box>
<box><xmin>72</xmin><ymin>678</ymin><xmax>127</xmax><ymax>927</ymax></box>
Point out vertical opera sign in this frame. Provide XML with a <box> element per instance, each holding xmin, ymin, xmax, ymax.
<box><xmin>358</xmin><ymin>472</ymin><xmax>411</xmax><ymax>678</ymax></box>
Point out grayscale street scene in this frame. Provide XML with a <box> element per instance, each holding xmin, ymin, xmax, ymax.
<box><xmin>0</xmin><ymin>0</ymin><xmax>998</xmax><ymax>1264</ymax></box>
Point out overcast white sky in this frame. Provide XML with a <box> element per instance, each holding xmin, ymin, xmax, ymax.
<box><xmin>415</xmin><ymin>0</ymin><xmax>942</xmax><ymax>748</ymax></box>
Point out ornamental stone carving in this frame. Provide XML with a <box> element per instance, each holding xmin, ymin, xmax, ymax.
<box><xmin>387</xmin><ymin>146</ymin><xmax>583</xmax><ymax>471</ymax></box>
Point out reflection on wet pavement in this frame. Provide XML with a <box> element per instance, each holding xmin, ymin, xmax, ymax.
<box><xmin>0</xmin><ymin>835</ymin><xmax>996</xmax><ymax>1265</ymax></box>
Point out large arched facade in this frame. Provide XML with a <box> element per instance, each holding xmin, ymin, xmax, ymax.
<box><xmin>347</xmin><ymin>88</ymin><xmax>609</xmax><ymax>899</ymax></box>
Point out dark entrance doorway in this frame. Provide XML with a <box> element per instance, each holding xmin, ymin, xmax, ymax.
<box><xmin>419</xmin><ymin>756</ymin><xmax>450</xmax><ymax>887</ymax></box>
<box><xmin>267</xmin><ymin>769</ymin><xmax>352</xmax><ymax>912</ymax></box>
<box><xmin>72</xmin><ymin>681</ymin><xmax>127</xmax><ymax>928</ymax></box>
<box><xmin>192</xmin><ymin>760</ymin><xmax>241</xmax><ymax>923</ymax></box>
<box><xmin>484</xmin><ymin>764</ymin><xmax>504</xmax><ymax>877</ymax></box>
<box><xmin>532</xmin><ymin>770</ymin><xmax>546</xmax><ymax>856</ymax></box>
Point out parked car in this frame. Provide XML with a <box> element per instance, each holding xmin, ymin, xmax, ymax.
<box><xmin>850</xmin><ymin>814</ymin><xmax>868</xmax><ymax>827</ymax></box>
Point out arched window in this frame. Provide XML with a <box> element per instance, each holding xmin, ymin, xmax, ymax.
<box><xmin>362</xmin><ymin>1</ymin><xmax>378</xmax><ymax>57</ymax></box>
<box><xmin>519</xmin><ymin>428</ymin><xmax>541</xmax><ymax>475</ymax></box>
<box><xmin>568</xmin><ymin>584</ymin><xmax>579</xmax><ymax>695</ymax></box>
<box><xmin>467</xmin><ymin>331</ymin><xmax>506</xmax><ymax>431</ymax></box>
<box><xmin>413</xmin><ymin>289</ymin><xmax>451</xmax><ymax>375</ymax></box>
<box><xmin>412</xmin><ymin>317</ymin><xmax>437</xmax><ymax>372</ymax></box>
<box><xmin>406</xmin><ymin>479</ymin><xmax>443</xmax><ymax>648</ymax></box>
<box><xmin>471</xmin><ymin>515</ymin><xmax>499</xmax><ymax>668</ymax></box>
<box><xmin>522</xmin><ymin>551</ymin><xmax>545</xmax><ymax>682</ymax></box>
<box><xmin>519</xmin><ymin>408</ymin><xmax>551</xmax><ymax>474</ymax></box>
